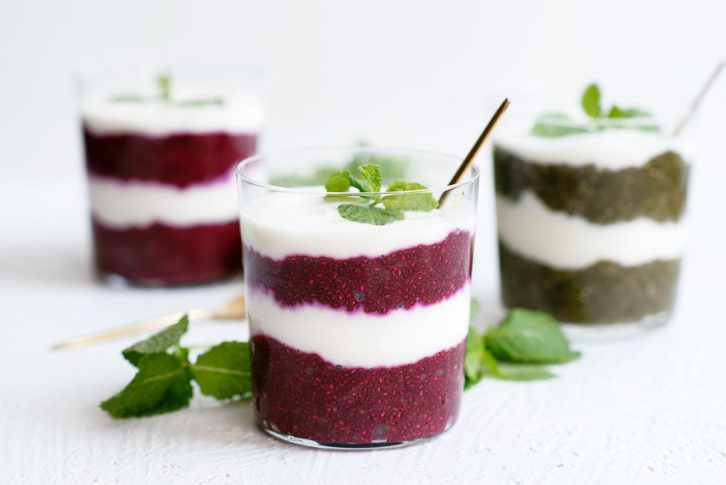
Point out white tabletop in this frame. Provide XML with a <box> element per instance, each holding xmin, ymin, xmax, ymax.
<box><xmin>2</xmin><ymin>162</ymin><xmax>725</xmax><ymax>485</ymax></box>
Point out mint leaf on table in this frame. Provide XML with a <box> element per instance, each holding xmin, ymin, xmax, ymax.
<box><xmin>382</xmin><ymin>181</ymin><xmax>438</xmax><ymax>212</ymax></box>
<box><xmin>485</xmin><ymin>308</ymin><xmax>581</xmax><ymax>364</ymax></box>
<box><xmin>492</xmin><ymin>363</ymin><xmax>555</xmax><ymax>381</ymax></box>
<box><xmin>100</xmin><ymin>353</ymin><xmax>193</xmax><ymax>418</ymax></box>
<box><xmin>338</xmin><ymin>203</ymin><xmax>404</xmax><ymax>225</ymax></box>
<box><xmin>191</xmin><ymin>342</ymin><xmax>252</xmax><ymax>400</ymax></box>
<box><xmin>122</xmin><ymin>315</ymin><xmax>189</xmax><ymax>366</ymax></box>
<box><xmin>581</xmin><ymin>83</ymin><xmax>602</xmax><ymax>118</ymax></box>
<box><xmin>325</xmin><ymin>170</ymin><xmax>351</xmax><ymax>192</ymax></box>
<box><xmin>464</xmin><ymin>307</ymin><xmax>580</xmax><ymax>385</ymax></box>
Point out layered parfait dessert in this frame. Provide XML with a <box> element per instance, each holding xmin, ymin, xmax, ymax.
<box><xmin>494</xmin><ymin>85</ymin><xmax>689</xmax><ymax>328</ymax></box>
<box><xmin>82</xmin><ymin>74</ymin><xmax>262</xmax><ymax>285</ymax></box>
<box><xmin>237</xmin><ymin>148</ymin><xmax>478</xmax><ymax>447</ymax></box>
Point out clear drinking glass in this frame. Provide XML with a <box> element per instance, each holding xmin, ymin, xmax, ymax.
<box><xmin>78</xmin><ymin>65</ymin><xmax>264</xmax><ymax>286</ymax></box>
<box><xmin>236</xmin><ymin>147</ymin><xmax>479</xmax><ymax>448</ymax></box>
<box><xmin>493</xmin><ymin>119</ymin><xmax>690</xmax><ymax>337</ymax></box>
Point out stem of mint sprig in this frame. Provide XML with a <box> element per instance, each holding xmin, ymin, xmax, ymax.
<box><xmin>324</xmin><ymin>163</ymin><xmax>439</xmax><ymax>225</ymax></box>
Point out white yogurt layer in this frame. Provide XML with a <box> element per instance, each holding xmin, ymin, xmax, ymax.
<box><xmin>247</xmin><ymin>286</ymin><xmax>470</xmax><ymax>368</ymax></box>
<box><xmin>89</xmin><ymin>173</ymin><xmax>238</xmax><ymax>228</ymax></box>
<box><xmin>82</xmin><ymin>89</ymin><xmax>264</xmax><ymax>136</ymax></box>
<box><xmin>497</xmin><ymin>191</ymin><xmax>685</xmax><ymax>269</ymax></box>
<box><xmin>495</xmin><ymin>129</ymin><xmax>685</xmax><ymax>170</ymax></box>
<box><xmin>240</xmin><ymin>189</ymin><xmax>476</xmax><ymax>260</ymax></box>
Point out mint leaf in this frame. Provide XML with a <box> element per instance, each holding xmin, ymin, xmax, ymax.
<box><xmin>109</xmin><ymin>94</ymin><xmax>146</xmax><ymax>103</ymax></box>
<box><xmin>349</xmin><ymin>164</ymin><xmax>382</xmax><ymax>193</ymax></box>
<box><xmin>122</xmin><ymin>315</ymin><xmax>189</xmax><ymax>366</ymax></box>
<box><xmin>100</xmin><ymin>353</ymin><xmax>192</xmax><ymax>418</ymax></box>
<box><xmin>191</xmin><ymin>342</ymin><xmax>252</xmax><ymax>400</ymax></box>
<box><xmin>485</xmin><ymin>308</ymin><xmax>580</xmax><ymax>364</ymax></box>
<box><xmin>157</xmin><ymin>73</ymin><xmax>172</xmax><ymax>101</ymax></box>
<box><xmin>325</xmin><ymin>170</ymin><xmax>351</xmax><ymax>192</ymax></box>
<box><xmin>582</xmin><ymin>83</ymin><xmax>601</xmax><ymax>118</ymax></box>
<box><xmin>607</xmin><ymin>106</ymin><xmax>652</xmax><ymax>118</ymax></box>
<box><xmin>491</xmin><ymin>363</ymin><xmax>555</xmax><ymax>381</ymax></box>
<box><xmin>531</xmin><ymin>116</ymin><xmax>592</xmax><ymax>137</ymax></box>
<box><xmin>176</xmin><ymin>98</ymin><xmax>224</xmax><ymax>107</ymax></box>
<box><xmin>382</xmin><ymin>181</ymin><xmax>438</xmax><ymax>212</ymax></box>
<box><xmin>464</xmin><ymin>327</ymin><xmax>486</xmax><ymax>389</ymax></box>
<box><xmin>338</xmin><ymin>204</ymin><xmax>403</xmax><ymax>225</ymax></box>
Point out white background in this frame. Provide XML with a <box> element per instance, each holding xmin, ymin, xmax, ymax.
<box><xmin>2</xmin><ymin>1</ymin><xmax>726</xmax><ymax>484</ymax></box>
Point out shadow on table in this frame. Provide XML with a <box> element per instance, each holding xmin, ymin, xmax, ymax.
<box><xmin>0</xmin><ymin>244</ymin><xmax>96</xmax><ymax>287</ymax></box>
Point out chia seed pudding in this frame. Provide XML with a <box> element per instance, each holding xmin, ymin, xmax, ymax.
<box><xmin>494</xmin><ymin>127</ymin><xmax>690</xmax><ymax>327</ymax></box>
<box><xmin>82</xmin><ymin>82</ymin><xmax>263</xmax><ymax>285</ymax></box>
<box><xmin>237</xmin><ymin>148</ymin><xmax>478</xmax><ymax>448</ymax></box>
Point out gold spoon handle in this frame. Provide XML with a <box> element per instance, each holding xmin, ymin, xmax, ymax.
<box><xmin>438</xmin><ymin>98</ymin><xmax>510</xmax><ymax>208</ymax></box>
<box><xmin>51</xmin><ymin>307</ymin><xmax>213</xmax><ymax>350</ymax></box>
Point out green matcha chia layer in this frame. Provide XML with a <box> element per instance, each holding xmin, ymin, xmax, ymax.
<box><xmin>494</xmin><ymin>147</ymin><xmax>690</xmax><ymax>224</ymax></box>
<box><xmin>498</xmin><ymin>241</ymin><xmax>680</xmax><ymax>324</ymax></box>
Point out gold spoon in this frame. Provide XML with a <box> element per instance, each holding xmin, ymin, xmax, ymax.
<box><xmin>51</xmin><ymin>294</ymin><xmax>246</xmax><ymax>350</ymax></box>
<box><xmin>438</xmin><ymin>98</ymin><xmax>510</xmax><ymax>207</ymax></box>
<box><xmin>672</xmin><ymin>59</ymin><xmax>725</xmax><ymax>136</ymax></box>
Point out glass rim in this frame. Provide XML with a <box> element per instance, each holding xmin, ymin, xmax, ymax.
<box><xmin>235</xmin><ymin>145</ymin><xmax>480</xmax><ymax>196</ymax></box>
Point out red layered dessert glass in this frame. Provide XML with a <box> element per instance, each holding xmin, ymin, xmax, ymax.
<box><xmin>81</xmin><ymin>72</ymin><xmax>263</xmax><ymax>285</ymax></box>
<box><xmin>236</xmin><ymin>147</ymin><xmax>479</xmax><ymax>448</ymax></box>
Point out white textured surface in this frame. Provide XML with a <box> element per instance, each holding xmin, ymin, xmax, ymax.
<box><xmin>240</xmin><ymin>189</ymin><xmax>475</xmax><ymax>259</ymax></box>
<box><xmin>2</xmin><ymin>159</ymin><xmax>725</xmax><ymax>485</ymax></box>
<box><xmin>246</xmin><ymin>286</ymin><xmax>470</xmax><ymax>368</ymax></box>
<box><xmin>88</xmin><ymin>172</ymin><xmax>238</xmax><ymax>228</ymax></box>
<box><xmin>496</xmin><ymin>192</ymin><xmax>685</xmax><ymax>268</ymax></box>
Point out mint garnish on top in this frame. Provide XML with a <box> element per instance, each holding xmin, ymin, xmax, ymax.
<box><xmin>324</xmin><ymin>163</ymin><xmax>439</xmax><ymax>225</ymax></box>
<box><xmin>109</xmin><ymin>73</ymin><xmax>225</xmax><ymax>107</ymax></box>
<box><xmin>532</xmin><ymin>83</ymin><xmax>660</xmax><ymax>137</ymax></box>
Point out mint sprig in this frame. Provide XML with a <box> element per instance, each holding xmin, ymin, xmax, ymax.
<box><xmin>325</xmin><ymin>163</ymin><xmax>438</xmax><ymax>225</ymax></box>
<box><xmin>100</xmin><ymin>318</ymin><xmax>251</xmax><ymax>418</ymax></box>
<box><xmin>532</xmin><ymin>84</ymin><xmax>660</xmax><ymax>137</ymax></box>
<box><xmin>464</xmin><ymin>307</ymin><xmax>580</xmax><ymax>388</ymax></box>
<box><xmin>109</xmin><ymin>73</ymin><xmax>225</xmax><ymax>107</ymax></box>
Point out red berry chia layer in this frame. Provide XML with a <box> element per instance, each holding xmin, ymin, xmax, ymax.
<box><xmin>251</xmin><ymin>334</ymin><xmax>465</xmax><ymax>444</ymax></box>
<box><xmin>83</xmin><ymin>127</ymin><xmax>257</xmax><ymax>187</ymax></box>
<box><xmin>92</xmin><ymin>219</ymin><xmax>241</xmax><ymax>285</ymax></box>
<box><xmin>243</xmin><ymin>230</ymin><xmax>473</xmax><ymax>314</ymax></box>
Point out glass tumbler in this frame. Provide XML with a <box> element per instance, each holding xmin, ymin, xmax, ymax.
<box><xmin>236</xmin><ymin>147</ymin><xmax>479</xmax><ymax>448</ymax></box>
<box><xmin>79</xmin><ymin>65</ymin><xmax>263</xmax><ymax>285</ymax></box>
<box><xmin>493</xmin><ymin>122</ymin><xmax>690</xmax><ymax>336</ymax></box>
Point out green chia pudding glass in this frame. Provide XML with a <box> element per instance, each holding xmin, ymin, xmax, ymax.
<box><xmin>493</xmin><ymin>91</ymin><xmax>690</xmax><ymax>334</ymax></box>
<box><xmin>236</xmin><ymin>147</ymin><xmax>478</xmax><ymax>448</ymax></box>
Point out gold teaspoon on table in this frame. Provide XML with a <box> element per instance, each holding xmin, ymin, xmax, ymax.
<box><xmin>51</xmin><ymin>294</ymin><xmax>246</xmax><ymax>350</ymax></box>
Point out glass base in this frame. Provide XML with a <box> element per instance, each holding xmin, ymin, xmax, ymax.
<box><xmin>562</xmin><ymin>310</ymin><xmax>671</xmax><ymax>342</ymax></box>
<box><xmin>97</xmin><ymin>271</ymin><xmax>242</xmax><ymax>289</ymax></box>
<box><xmin>262</xmin><ymin>428</ymin><xmax>431</xmax><ymax>450</ymax></box>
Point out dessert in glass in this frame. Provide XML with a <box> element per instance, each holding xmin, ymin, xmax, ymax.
<box><xmin>493</xmin><ymin>86</ymin><xmax>690</xmax><ymax>335</ymax></box>
<box><xmin>236</xmin><ymin>147</ymin><xmax>478</xmax><ymax>448</ymax></box>
<box><xmin>80</xmin><ymin>71</ymin><xmax>263</xmax><ymax>285</ymax></box>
